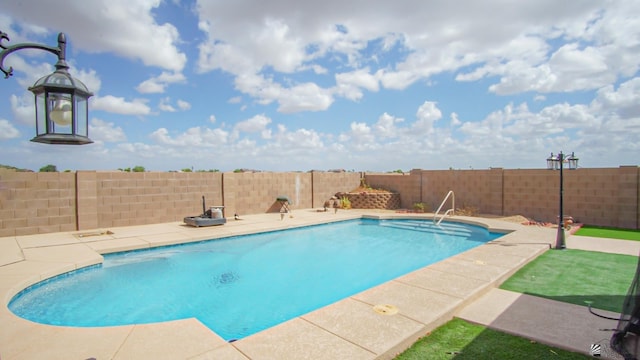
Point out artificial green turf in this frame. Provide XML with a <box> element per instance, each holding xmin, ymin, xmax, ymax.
<box><xmin>394</xmin><ymin>318</ymin><xmax>590</xmax><ymax>360</ymax></box>
<box><xmin>500</xmin><ymin>249</ymin><xmax>637</xmax><ymax>312</ymax></box>
<box><xmin>574</xmin><ymin>226</ymin><xmax>640</xmax><ymax>241</ymax></box>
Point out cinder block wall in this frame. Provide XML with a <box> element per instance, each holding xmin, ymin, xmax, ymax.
<box><xmin>311</xmin><ymin>171</ymin><xmax>362</xmax><ymax>208</ymax></box>
<box><xmin>505</xmin><ymin>167</ymin><xmax>638</xmax><ymax>227</ymax></box>
<box><xmin>222</xmin><ymin>172</ymin><xmax>313</xmax><ymax>216</ymax></box>
<box><xmin>1</xmin><ymin>167</ymin><xmax>638</xmax><ymax>236</ymax></box>
<box><xmin>0</xmin><ymin>169</ymin><xmax>77</xmax><ymax>237</ymax></box>
<box><xmin>503</xmin><ymin>169</ymin><xmax>551</xmax><ymax>221</ymax></box>
<box><xmin>418</xmin><ymin>169</ymin><xmax>499</xmax><ymax>214</ymax></box>
<box><xmin>567</xmin><ymin>167</ymin><xmax>639</xmax><ymax>228</ymax></box>
<box><xmin>94</xmin><ymin>171</ymin><xmax>224</xmax><ymax>228</ymax></box>
<box><xmin>364</xmin><ymin>167</ymin><xmax>639</xmax><ymax>228</ymax></box>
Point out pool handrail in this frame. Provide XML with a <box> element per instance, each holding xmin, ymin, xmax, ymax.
<box><xmin>434</xmin><ymin>190</ymin><xmax>455</xmax><ymax>225</ymax></box>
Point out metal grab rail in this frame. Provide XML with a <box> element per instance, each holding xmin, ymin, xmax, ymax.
<box><xmin>434</xmin><ymin>190</ymin><xmax>455</xmax><ymax>225</ymax></box>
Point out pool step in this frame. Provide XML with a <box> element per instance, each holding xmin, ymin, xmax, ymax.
<box><xmin>379</xmin><ymin>221</ymin><xmax>473</xmax><ymax>237</ymax></box>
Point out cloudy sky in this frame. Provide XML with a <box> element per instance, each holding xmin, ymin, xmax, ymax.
<box><xmin>0</xmin><ymin>0</ymin><xmax>638</xmax><ymax>172</ymax></box>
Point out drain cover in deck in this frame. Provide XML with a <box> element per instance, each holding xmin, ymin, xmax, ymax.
<box><xmin>373</xmin><ymin>304</ymin><xmax>398</xmax><ymax>315</ymax></box>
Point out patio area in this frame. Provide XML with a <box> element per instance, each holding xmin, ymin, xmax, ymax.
<box><xmin>0</xmin><ymin>209</ymin><xmax>556</xmax><ymax>360</ymax></box>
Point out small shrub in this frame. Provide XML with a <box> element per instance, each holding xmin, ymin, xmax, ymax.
<box><xmin>340</xmin><ymin>196</ymin><xmax>352</xmax><ymax>209</ymax></box>
<box><xmin>456</xmin><ymin>205</ymin><xmax>479</xmax><ymax>217</ymax></box>
<box><xmin>413</xmin><ymin>202</ymin><xmax>426</xmax><ymax>212</ymax></box>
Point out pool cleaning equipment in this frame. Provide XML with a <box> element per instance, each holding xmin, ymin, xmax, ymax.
<box><xmin>610</xmin><ymin>251</ymin><xmax>640</xmax><ymax>360</ymax></box>
<box><xmin>183</xmin><ymin>196</ymin><xmax>226</xmax><ymax>227</ymax></box>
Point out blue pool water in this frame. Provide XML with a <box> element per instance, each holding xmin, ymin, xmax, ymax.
<box><xmin>9</xmin><ymin>218</ymin><xmax>503</xmax><ymax>340</ymax></box>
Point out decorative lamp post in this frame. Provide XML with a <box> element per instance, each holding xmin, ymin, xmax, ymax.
<box><xmin>0</xmin><ymin>31</ymin><xmax>93</xmax><ymax>145</ymax></box>
<box><xmin>546</xmin><ymin>151</ymin><xmax>579</xmax><ymax>249</ymax></box>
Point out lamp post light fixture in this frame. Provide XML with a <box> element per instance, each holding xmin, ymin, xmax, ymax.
<box><xmin>0</xmin><ymin>31</ymin><xmax>93</xmax><ymax>145</ymax></box>
<box><xmin>546</xmin><ymin>151</ymin><xmax>579</xmax><ymax>249</ymax></box>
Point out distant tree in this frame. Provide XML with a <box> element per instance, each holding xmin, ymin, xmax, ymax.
<box><xmin>132</xmin><ymin>166</ymin><xmax>146</xmax><ymax>172</ymax></box>
<box><xmin>0</xmin><ymin>164</ymin><xmax>33</xmax><ymax>172</ymax></box>
<box><xmin>181</xmin><ymin>168</ymin><xmax>192</xmax><ymax>172</ymax></box>
<box><xmin>39</xmin><ymin>164</ymin><xmax>58</xmax><ymax>172</ymax></box>
<box><xmin>119</xmin><ymin>168</ymin><xmax>131</xmax><ymax>172</ymax></box>
<box><xmin>233</xmin><ymin>169</ymin><xmax>243</xmax><ymax>173</ymax></box>
<box><xmin>389</xmin><ymin>169</ymin><xmax>404</xmax><ymax>174</ymax></box>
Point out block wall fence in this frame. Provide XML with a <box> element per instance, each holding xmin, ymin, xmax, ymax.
<box><xmin>0</xmin><ymin>166</ymin><xmax>638</xmax><ymax>236</ymax></box>
<box><xmin>366</xmin><ymin>166</ymin><xmax>640</xmax><ymax>230</ymax></box>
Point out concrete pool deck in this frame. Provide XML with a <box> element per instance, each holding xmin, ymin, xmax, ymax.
<box><xmin>0</xmin><ymin>210</ymin><xmax>627</xmax><ymax>359</ymax></box>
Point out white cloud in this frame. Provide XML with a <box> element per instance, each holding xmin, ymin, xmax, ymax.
<box><xmin>250</xmin><ymin>18</ymin><xmax>308</xmax><ymax>73</ymax></box>
<box><xmin>9</xmin><ymin>93</ymin><xmax>35</xmax><ymax>125</ymax></box>
<box><xmin>3</xmin><ymin>0</ymin><xmax>187</xmax><ymax>72</ymax></box>
<box><xmin>73</xmin><ymin>68</ymin><xmax>102</xmax><ymax>94</ymax></box>
<box><xmin>136</xmin><ymin>79</ymin><xmax>166</xmax><ymax>94</ymax></box>
<box><xmin>158</xmin><ymin>98</ymin><xmax>176</xmax><ymax>112</ymax></box>
<box><xmin>89</xmin><ymin>118</ymin><xmax>127</xmax><ymax>142</ymax></box>
<box><xmin>2</xmin><ymin>0</ymin><xmax>640</xmax><ymax>172</ymax></box>
<box><xmin>136</xmin><ymin>71</ymin><xmax>186</xmax><ymax>94</ymax></box>
<box><xmin>92</xmin><ymin>95</ymin><xmax>151</xmax><ymax>115</ymax></box>
<box><xmin>335</xmin><ymin>68</ymin><xmax>380</xmax><ymax>101</ymax></box>
<box><xmin>198</xmin><ymin>41</ymin><xmax>259</xmax><ymax>75</ymax></box>
<box><xmin>115</xmin><ymin>142</ymin><xmax>158</xmax><ymax>159</ymax></box>
<box><xmin>197</xmin><ymin>14</ymin><xmax>311</xmax><ymax>75</ymax></box>
<box><xmin>373</xmin><ymin>113</ymin><xmax>402</xmax><ymax>138</ymax></box>
<box><xmin>271</xmin><ymin>127</ymin><xmax>323</xmax><ymax>149</ymax></box>
<box><xmin>157</xmin><ymin>98</ymin><xmax>191</xmax><ymax>112</ymax></box>
<box><xmin>277</xmin><ymin>83</ymin><xmax>334</xmax><ymax>113</ymax></box>
<box><xmin>177</xmin><ymin>100</ymin><xmax>191</xmax><ymax>111</ymax></box>
<box><xmin>489</xmin><ymin>43</ymin><xmax>614</xmax><ymax>94</ymax></box>
<box><xmin>234</xmin><ymin>74</ymin><xmax>334</xmax><ymax>113</ymax></box>
<box><xmin>413</xmin><ymin>101</ymin><xmax>442</xmax><ymax>134</ymax></box>
<box><xmin>345</xmin><ymin>122</ymin><xmax>376</xmax><ymax>151</ymax></box>
<box><xmin>378</xmin><ymin>70</ymin><xmax>420</xmax><ymax>90</ymax></box>
<box><xmin>0</xmin><ymin>48</ymin><xmax>101</xmax><ymax>97</ymax></box>
<box><xmin>150</xmin><ymin>127</ymin><xmax>229</xmax><ymax>147</ymax></box>
<box><xmin>234</xmin><ymin>114</ymin><xmax>272</xmax><ymax>133</ymax></box>
<box><xmin>593</xmin><ymin>77</ymin><xmax>640</xmax><ymax>119</ymax></box>
<box><xmin>0</xmin><ymin>119</ymin><xmax>20</xmax><ymax>140</ymax></box>
<box><xmin>194</xmin><ymin>0</ymin><xmax>638</xmax><ymax>113</ymax></box>
<box><xmin>450</xmin><ymin>113</ymin><xmax>461</xmax><ymax>127</ymax></box>
<box><xmin>5</xmin><ymin>57</ymin><xmax>56</xmax><ymax>90</ymax></box>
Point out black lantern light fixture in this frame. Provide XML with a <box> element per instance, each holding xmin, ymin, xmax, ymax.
<box><xmin>546</xmin><ymin>151</ymin><xmax>579</xmax><ymax>249</ymax></box>
<box><xmin>0</xmin><ymin>30</ymin><xmax>93</xmax><ymax>145</ymax></box>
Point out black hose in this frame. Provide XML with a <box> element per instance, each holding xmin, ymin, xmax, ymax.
<box><xmin>588</xmin><ymin>303</ymin><xmax>620</xmax><ymax>321</ymax></box>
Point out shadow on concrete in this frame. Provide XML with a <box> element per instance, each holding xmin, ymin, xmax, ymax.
<box><xmin>457</xmin><ymin>290</ymin><xmax>630</xmax><ymax>358</ymax></box>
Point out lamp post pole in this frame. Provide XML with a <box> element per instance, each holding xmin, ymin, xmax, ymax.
<box><xmin>556</xmin><ymin>152</ymin><xmax>565</xmax><ymax>249</ymax></box>
<box><xmin>547</xmin><ymin>151</ymin><xmax>579</xmax><ymax>250</ymax></box>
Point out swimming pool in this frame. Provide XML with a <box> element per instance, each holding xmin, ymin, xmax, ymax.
<box><xmin>9</xmin><ymin>218</ymin><xmax>503</xmax><ymax>341</ymax></box>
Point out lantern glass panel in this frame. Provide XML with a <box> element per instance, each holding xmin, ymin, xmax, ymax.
<box><xmin>34</xmin><ymin>92</ymin><xmax>47</xmax><ymax>136</ymax></box>
<box><xmin>75</xmin><ymin>96</ymin><xmax>88</xmax><ymax>137</ymax></box>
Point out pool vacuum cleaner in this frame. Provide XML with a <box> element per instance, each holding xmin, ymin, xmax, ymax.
<box><xmin>183</xmin><ymin>196</ymin><xmax>226</xmax><ymax>227</ymax></box>
<box><xmin>609</xmin><ymin>250</ymin><xmax>640</xmax><ymax>359</ymax></box>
